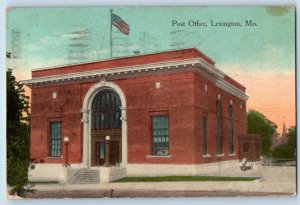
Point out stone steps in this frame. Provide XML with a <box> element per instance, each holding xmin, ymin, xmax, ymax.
<box><xmin>67</xmin><ymin>168</ymin><xmax>100</xmax><ymax>184</ymax></box>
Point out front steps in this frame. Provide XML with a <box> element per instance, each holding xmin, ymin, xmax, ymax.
<box><xmin>67</xmin><ymin>168</ymin><xmax>100</xmax><ymax>184</ymax></box>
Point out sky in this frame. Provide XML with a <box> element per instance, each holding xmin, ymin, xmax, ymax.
<box><xmin>6</xmin><ymin>6</ymin><xmax>295</xmax><ymax>134</ymax></box>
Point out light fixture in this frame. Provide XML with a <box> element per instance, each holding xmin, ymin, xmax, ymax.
<box><xmin>64</xmin><ymin>136</ymin><xmax>69</xmax><ymax>142</ymax></box>
<box><xmin>105</xmin><ymin>135</ymin><xmax>110</xmax><ymax>141</ymax></box>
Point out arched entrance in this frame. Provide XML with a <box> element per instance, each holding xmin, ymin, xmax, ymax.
<box><xmin>81</xmin><ymin>81</ymin><xmax>127</xmax><ymax>168</ymax></box>
<box><xmin>90</xmin><ymin>89</ymin><xmax>122</xmax><ymax>166</ymax></box>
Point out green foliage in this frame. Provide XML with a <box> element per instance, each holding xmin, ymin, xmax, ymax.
<box><xmin>6</xmin><ymin>55</ymin><xmax>31</xmax><ymax>196</ymax></box>
<box><xmin>247</xmin><ymin>110</ymin><xmax>278</xmax><ymax>156</ymax></box>
<box><xmin>272</xmin><ymin>127</ymin><xmax>296</xmax><ymax>160</ymax></box>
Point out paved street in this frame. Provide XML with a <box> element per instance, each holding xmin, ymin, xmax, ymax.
<box><xmin>24</xmin><ymin>189</ymin><xmax>294</xmax><ymax>198</ymax></box>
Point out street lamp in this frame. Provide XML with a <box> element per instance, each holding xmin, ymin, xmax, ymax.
<box><xmin>104</xmin><ymin>136</ymin><xmax>110</xmax><ymax>167</ymax></box>
<box><xmin>64</xmin><ymin>136</ymin><xmax>70</xmax><ymax>167</ymax></box>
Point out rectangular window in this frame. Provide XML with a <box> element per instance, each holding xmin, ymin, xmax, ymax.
<box><xmin>228</xmin><ymin>106</ymin><xmax>234</xmax><ymax>154</ymax></box>
<box><xmin>49</xmin><ymin>121</ymin><xmax>62</xmax><ymax>157</ymax></box>
<box><xmin>216</xmin><ymin>100</ymin><xmax>223</xmax><ymax>154</ymax></box>
<box><xmin>202</xmin><ymin>114</ymin><xmax>208</xmax><ymax>155</ymax></box>
<box><xmin>152</xmin><ymin>116</ymin><xmax>169</xmax><ymax>156</ymax></box>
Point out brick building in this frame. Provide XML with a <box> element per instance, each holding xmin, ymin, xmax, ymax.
<box><xmin>24</xmin><ymin>48</ymin><xmax>249</xmax><ymax>183</ymax></box>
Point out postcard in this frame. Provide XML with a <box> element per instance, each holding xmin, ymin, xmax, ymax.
<box><xmin>6</xmin><ymin>6</ymin><xmax>296</xmax><ymax>198</ymax></box>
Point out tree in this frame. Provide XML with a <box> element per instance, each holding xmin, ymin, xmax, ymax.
<box><xmin>272</xmin><ymin>127</ymin><xmax>296</xmax><ymax>160</ymax></box>
<box><xmin>247</xmin><ymin>110</ymin><xmax>278</xmax><ymax>156</ymax></box>
<box><xmin>7</xmin><ymin>52</ymin><xmax>31</xmax><ymax>196</ymax></box>
<box><xmin>285</xmin><ymin>127</ymin><xmax>296</xmax><ymax>159</ymax></box>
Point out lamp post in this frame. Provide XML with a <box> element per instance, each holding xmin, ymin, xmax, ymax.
<box><xmin>104</xmin><ymin>135</ymin><xmax>110</xmax><ymax>167</ymax></box>
<box><xmin>64</xmin><ymin>136</ymin><xmax>70</xmax><ymax>167</ymax></box>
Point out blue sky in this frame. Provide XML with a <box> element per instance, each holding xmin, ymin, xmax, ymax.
<box><xmin>6</xmin><ymin>7</ymin><xmax>295</xmax><ymax>73</ymax></box>
<box><xmin>6</xmin><ymin>6</ymin><xmax>296</xmax><ymax>131</ymax></box>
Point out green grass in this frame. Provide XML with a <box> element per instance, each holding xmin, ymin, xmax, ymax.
<box><xmin>113</xmin><ymin>176</ymin><xmax>259</xmax><ymax>183</ymax></box>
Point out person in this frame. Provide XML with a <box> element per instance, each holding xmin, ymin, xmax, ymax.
<box><xmin>240</xmin><ymin>157</ymin><xmax>248</xmax><ymax>171</ymax></box>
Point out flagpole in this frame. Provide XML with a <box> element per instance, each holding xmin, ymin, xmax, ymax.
<box><xmin>110</xmin><ymin>8</ymin><xmax>113</xmax><ymax>58</ymax></box>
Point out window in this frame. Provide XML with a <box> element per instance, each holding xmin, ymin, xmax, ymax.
<box><xmin>49</xmin><ymin>121</ymin><xmax>62</xmax><ymax>157</ymax></box>
<box><xmin>152</xmin><ymin>116</ymin><xmax>169</xmax><ymax>156</ymax></box>
<box><xmin>202</xmin><ymin>114</ymin><xmax>208</xmax><ymax>155</ymax></box>
<box><xmin>216</xmin><ymin>100</ymin><xmax>222</xmax><ymax>154</ymax></box>
<box><xmin>91</xmin><ymin>90</ymin><xmax>121</xmax><ymax>130</ymax></box>
<box><xmin>228</xmin><ymin>105</ymin><xmax>234</xmax><ymax>154</ymax></box>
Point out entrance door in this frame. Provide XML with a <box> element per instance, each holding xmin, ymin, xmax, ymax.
<box><xmin>95</xmin><ymin>141</ymin><xmax>105</xmax><ymax>166</ymax></box>
<box><xmin>94</xmin><ymin>140</ymin><xmax>120</xmax><ymax>166</ymax></box>
<box><xmin>90</xmin><ymin>89</ymin><xmax>122</xmax><ymax>166</ymax></box>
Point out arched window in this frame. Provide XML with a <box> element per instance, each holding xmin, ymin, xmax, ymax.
<box><xmin>216</xmin><ymin>100</ymin><xmax>222</xmax><ymax>154</ymax></box>
<box><xmin>228</xmin><ymin>105</ymin><xmax>234</xmax><ymax>154</ymax></box>
<box><xmin>91</xmin><ymin>89</ymin><xmax>121</xmax><ymax>130</ymax></box>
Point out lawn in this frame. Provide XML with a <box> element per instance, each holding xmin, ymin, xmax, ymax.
<box><xmin>113</xmin><ymin>176</ymin><xmax>259</xmax><ymax>182</ymax></box>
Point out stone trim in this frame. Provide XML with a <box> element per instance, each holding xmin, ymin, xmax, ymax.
<box><xmin>216</xmin><ymin>79</ymin><xmax>249</xmax><ymax>101</ymax></box>
<box><xmin>202</xmin><ymin>154</ymin><xmax>212</xmax><ymax>158</ymax></box>
<box><xmin>146</xmin><ymin>155</ymin><xmax>172</xmax><ymax>158</ymax></box>
<box><xmin>81</xmin><ymin>81</ymin><xmax>127</xmax><ymax>168</ymax></box>
<box><xmin>23</xmin><ymin>58</ymin><xmax>201</xmax><ymax>85</ymax></box>
<box><xmin>23</xmin><ymin>58</ymin><xmax>248</xmax><ymax>101</ymax></box>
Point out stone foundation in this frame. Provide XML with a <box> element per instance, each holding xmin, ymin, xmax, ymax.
<box><xmin>99</xmin><ymin>167</ymin><xmax>127</xmax><ymax>183</ymax></box>
<box><xmin>28</xmin><ymin>160</ymin><xmax>262</xmax><ymax>184</ymax></box>
<box><xmin>126</xmin><ymin>160</ymin><xmax>261</xmax><ymax>177</ymax></box>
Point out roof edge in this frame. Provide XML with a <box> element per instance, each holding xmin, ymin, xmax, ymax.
<box><xmin>31</xmin><ymin>47</ymin><xmax>214</xmax><ymax>72</ymax></box>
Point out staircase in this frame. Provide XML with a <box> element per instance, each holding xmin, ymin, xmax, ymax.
<box><xmin>67</xmin><ymin>168</ymin><xmax>100</xmax><ymax>184</ymax></box>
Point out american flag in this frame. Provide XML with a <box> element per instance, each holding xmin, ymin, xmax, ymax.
<box><xmin>111</xmin><ymin>13</ymin><xmax>130</xmax><ymax>35</ymax></box>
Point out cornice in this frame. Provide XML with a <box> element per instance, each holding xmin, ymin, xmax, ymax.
<box><xmin>22</xmin><ymin>58</ymin><xmax>203</xmax><ymax>85</ymax></box>
<box><xmin>22</xmin><ymin>57</ymin><xmax>247</xmax><ymax>101</ymax></box>
<box><xmin>215</xmin><ymin>79</ymin><xmax>249</xmax><ymax>101</ymax></box>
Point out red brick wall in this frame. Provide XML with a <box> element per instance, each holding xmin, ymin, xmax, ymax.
<box><xmin>193</xmin><ymin>72</ymin><xmax>247</xmax><ymax>164</ymax></box>
<box><xmin>30</xmin><ymin>70</ymin><xmax>247</xmax><ymax>165</ymax></box>
<box><xmin>124</xmin><ymin>71</ymin><xmax>196</xmax><ymax>163</ymax></box>
<box><xmin>30</xmin><ymin>83</ymin><xmax>86</xmax><ymax>163</ymax></box>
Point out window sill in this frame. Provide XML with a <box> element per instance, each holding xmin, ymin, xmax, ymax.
<box><xmin>229</xmin><ymin>153</ymin><xmax>236</xmax><ymax>156</ymax></box>
<box><xmin>146</xmin><ymin>155</ymin><xmax>171</xmax><ymax>158</ymax></box>
<box><xmin>216</xmin><ymin>154</ymin><xmax>224</xmax><ymax>157</ymax></box>
<box><xmin>47</xmin><ymin>156</ymin><xmax>62</xmax><ymax>159</ymax></box>
<box><xmin>202</xmin><ymin>154</ymin><xmax>212</xmax><ymax>158</ymax></box>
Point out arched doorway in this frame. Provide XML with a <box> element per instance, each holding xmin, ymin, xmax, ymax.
<box><xmin>81</xmin><ymin>81</ymin><xmax>127</xmax><ymax>168</ymax></box>
<box><xmin>90</xmin><ymin>89</ymin><xmax>122</xmax><ymax>166</ymax></box>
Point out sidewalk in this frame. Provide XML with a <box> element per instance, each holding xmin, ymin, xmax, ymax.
<box><xmin>24</xmin><ymin>166</ymin><xmax>296</xmax><ymax>198</ymax></box>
